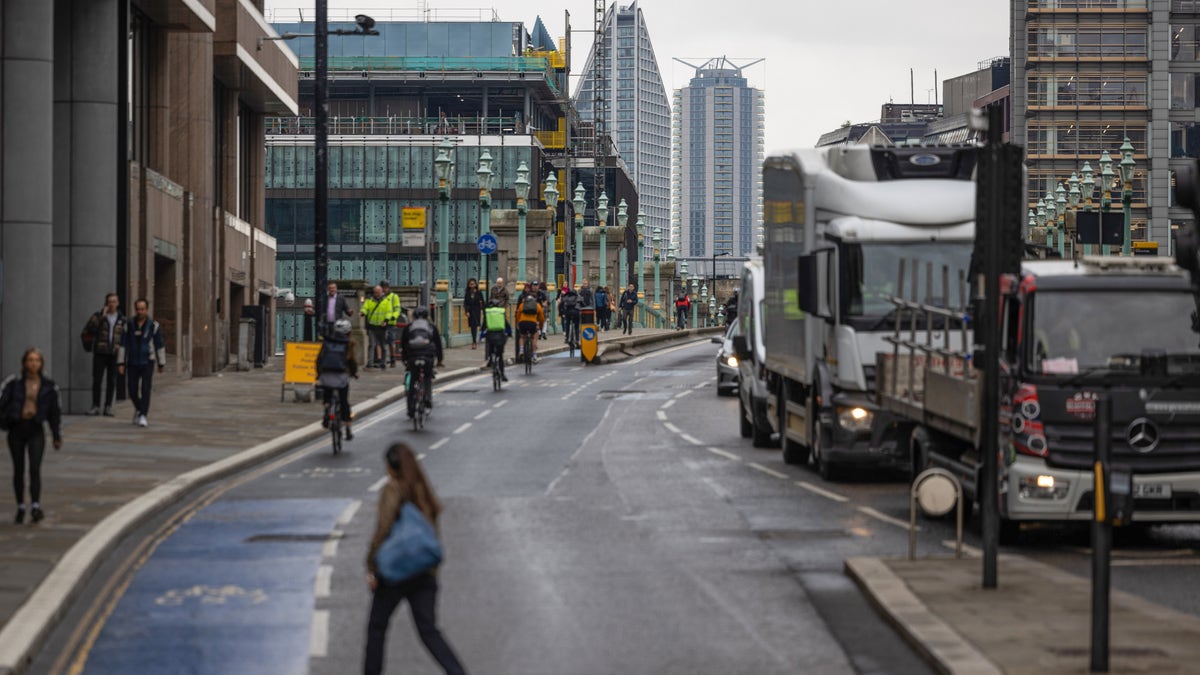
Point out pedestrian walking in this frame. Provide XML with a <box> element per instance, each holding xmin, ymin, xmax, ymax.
<box><xmin>81</xmin><ymin>292</ymin><xmax>127</xmax><ymax>416</ymax></box>
<box><xmin>594</xmin><ymin>286</ymin><xmax>610</xmax><ymax>331</ymax></box>
<box><xmin>619</xmin><ymin>283</ymin><xmax>639</xmax><ymax>335</ymax></box>
<box><xmin>488</xmin><ymin>276</ymin><xmax>509</xmax><ymax>314</ymax></box>
<box><xmin>319</xmin><ymin>282</ymin><xmax>353</xmax><ymax>338</ymax></box>
<box><xmin>0</xmin><ymin>348</ymin><xmax>63</xmax><ymax>524</ymax></box>
<box><xmin>381</xmin><ymin>281</ymin><xmax>403</xmax><ymax>367</ymax></box>
<box><xmin>462</xmin><ymin>278</ymin><xmax>484</xmax><ymax>350</ymax></box>
<box><xmin>578</xmin><ymin>279</ymin><xmax>595</xmax><ymax>310</ymax></box>
<box><xmin>364</xmin><ymin>443</ymin><xmax>466</xmax><ymax>675</ymax></box>
<box><xmin>117</xmin><ymin>298</ymin><xmax>165</xmax><ymax>428</ymax></box>
<box><xmin>363</xmin><ymin>285</ymin><xmax>391</xmax><ymax>369</ymax></box>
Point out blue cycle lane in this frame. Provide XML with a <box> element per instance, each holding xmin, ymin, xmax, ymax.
<box><xmin>82</xmin><ymin>497</ymin><xmax>353</xmax><ymax>674</ymax></box>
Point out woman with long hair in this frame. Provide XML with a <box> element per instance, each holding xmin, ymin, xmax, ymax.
<box><xmin>462</xmin><ymin>278</ymin><xmax>484</xmax><ymax>350</ymax></box>
<box><xmin>0</xmin><ymin>348</ymin><xmax>63</xmax><ymax>524</ymax></box>
<box><xmin>364</xmin><ymin>443</ymin><xmax>466</xmax><ymax>674</ymax></box>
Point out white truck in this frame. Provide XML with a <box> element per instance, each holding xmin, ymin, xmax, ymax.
<box><xmin>734</xmin><ymin>144</ymin><xmax>976</xmax><ymax>478</ymax></box>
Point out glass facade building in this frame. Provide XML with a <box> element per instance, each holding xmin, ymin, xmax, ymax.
<box><xmin>670</xmin><ymin>59</ymin><xmax>765</xmax><ymax>264</ymax></box>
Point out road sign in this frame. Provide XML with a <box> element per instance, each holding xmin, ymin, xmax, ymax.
<box><xmin>402</xmin><ymin>207</ymin><xmax>426</xmax><ymax>247</ymax></box>
<box><xmin>580</xmin><ymin>308</ymin><xmax>598</xmax><ymax>364</ymax></box>
<box><xmin>477</xmin><ymin>232</ymin><xmax>498</xmax><ymax>255</ymax></box>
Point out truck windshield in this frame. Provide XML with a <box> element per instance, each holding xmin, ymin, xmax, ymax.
<box><xmin>1031</xmin><ymin>291</ymin><xmax>1200</xmax><ymax>376</ymax></box>
<box><xmin>840</xmin><ymin>241</ymin><xmax>972</xmax><ymax>323</ymax></box>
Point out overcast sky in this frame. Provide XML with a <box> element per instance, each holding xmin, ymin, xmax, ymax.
<box><xmin>265</xmin><ymin>0</ymin><xmax>1010</xmax><ymax>150</ymax></box>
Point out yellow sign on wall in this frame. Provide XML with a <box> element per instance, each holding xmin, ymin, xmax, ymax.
<box><xmin>284</xmin><ymin>341</ymin><xmax>322</xmax><ymax>384</ymax></box>
<box><xmin>401</xmin><ymin>207</ymin><xmax>427</xmax><ymax>229</ymax></box>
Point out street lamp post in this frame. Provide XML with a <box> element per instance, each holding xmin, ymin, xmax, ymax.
<box><xmin>1119</xmin><ymin>137</ymin><xmax>1135</xmax><ymax>256</ymax></box>
<box><xmin>712</xmin><ymin>250</ymin><xmax>731</xmax><ymax>280</ymax></box>
<box><xmin>434</xmin><ymin>138</ymin><xmax>454</xmax><ymax>335</ymax></box>
<box><xmin>1099</xmin><ymin>150</ymin><xmax>1114</xmax><ymax>256</ymax></box>
<box><xmin>700</xmin><ymin>281</ymin><xmax>709</xmax><ymax>327</ymax></box>
<box><xmin>515</xmin><ymin>161</ymin><xmax>530</xmax><ymax>283</ymax></box>
<box><xmin>476</xmin><ymin>150</ymin><xmax>494</xmax><ymax>286</ymax></box>
<box><xmin>1055</xmin><ymin>182</ymin><xmax>1067</xmax><ymax>256</ymax></box>
<box><xmin>1036</xmin><ymin>198</ymin><xmax>1049</xmax><ymax>251</ymax></box>
<box><xmin>573</xmin><ymin>183</ymin><xmax>586</xmax><ymax>287</ymax></box>
<box><xmin>617</xmin><ymin>199</ymin><xmax>628</xmax><ymax>288</ymax></box>
<box><xmin>691</xmin><ymin>275</ymin><xmax>699</xmax><ymax>329</ymax></box>
<box><xmin>543</xmin><ymin>172</ymin><xmax>559</xmax><ymax>332</ymax></box>
<box><xmin>652</xmin><ymin>226</ymin><xmax>662</xmax><ymax>325</ymax></box>
<box><xmin>1067</xmin><ymin>173</ymin><xmax>1080</xmax><ymax>258</ymax></box>
<box><xmin>636</xmin><ymin>214</ymin><xmax>646</xmax><ymax>291</ymax></box>
<box><xmin>597</xmin><ymin>192</ymin><xmax>609</xmax><ymax>288</ymax></box>
<box><xmin>708</xmin><ymin>295</ymin><xmax>717</xmax><ymax>328</ymax></box>
<box><xmin>1045</xmin><ymin>194</ymin><xmax>1058</xmax><ymax>258</ymax></box>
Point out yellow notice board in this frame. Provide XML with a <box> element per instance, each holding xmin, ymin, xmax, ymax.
<box><xmin>284</xmin><ymin>341</ymin><xmax>321</xmax><ymax>384</ymax></box>
<box><xmin>401</xmin><ymin>207</ymin><xmax>427</xmax><ymax>229</ymax></box>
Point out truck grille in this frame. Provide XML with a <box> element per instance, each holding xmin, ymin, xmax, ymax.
<box><xmin>1044</xmin><ymin>422</ymin><xmax>1200</xmax><ymax>474</ymax></box>
<box><xmin>1075</xmin><ymin>491</ymin><xmax>1200</xmax><ymax>513</ymax></box>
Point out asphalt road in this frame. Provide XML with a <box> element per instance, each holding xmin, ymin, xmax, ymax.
<box><xmin>30</xmin><ymin>339</ymin><xmax>1200</xmax><ymax>674</ymax></box>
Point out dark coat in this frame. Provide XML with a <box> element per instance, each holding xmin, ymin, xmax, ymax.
<box><xmin>462</xmin><ymin>289</ymin><xmax>485</xmax><ymax>325</ymax></box>
<box><xmin>0</xmin><ymin>373</ymin><xmax>63</xmax><ymax>440</ymax></box>
<box><xmin>84</xmin><ymin>310</ymin><xmax>128</xmax><ymax>356</ymax></box>
<box><xmin>318</xmin><ymin>294</ymin><xmax>352</xmax><ymax>335</ymax></box>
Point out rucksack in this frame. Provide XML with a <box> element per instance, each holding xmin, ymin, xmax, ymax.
<box><xmin>522</xmin><ymin>295</ymin><xmax>539</xmax><ymax>315</ymax></box>
<box><xmin>317</xmin><ymin>340</ymin><xmax>348</xmax><ymax>373</ymax></box>
<box><xmin>407</xmin><ymin>319</ymin><xmax>433</xmax><ymax>350</ymax></box>
<box><xmin>561</xmin><ymin>293</ymin><xmax>579</xmax><ymax>311</ymax></box>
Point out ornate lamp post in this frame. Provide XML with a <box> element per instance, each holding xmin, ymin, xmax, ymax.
<box><xmin>1028</xmin><ymin>209</ymin><xmax>1037</xmax><ymax>247</ymax></box>
<box><xmin>652</xmin><ymin>226</ymin><xmax>662</xmax><ymax>324</ymax></box>
<box><xmin>691</xmin><ymin>275</ymin><xmax>699</xmax><ymax>329</ymax></box>
<box><xmin>1099</xmin><ymin>150</ymin><xmax>1114</xmax><ymax>256</ymax></box>
<box><xmin>617</xmin><ymin>199</ymin><xmax>628</xmax><ymax>287</ymax></box>
<box><xmin>708</xmin><ymin>294</ymin><xmax>717</xmax><ymax>328</ymax></box>
<box><xmin>1119</xmin><ymin>137</ymin><xmax>1135</xmax><ymax>256</ymax></box>
<box><xmin>597</xmin><ymin>191</ymin><xmax>609</xmax><ymax>288</ymax></box>
<box><xmin>1054</xmin><ymin>182</ymin><xmax>1067</xmax><ymax>256</ymax></box>
<box><xmin>514</xmin><ymin>161</ymin><xmax>530</xmax><ymax>283</ymax></box>
<box><xmin>476</xmin><ymin>150</ymin><xmax>494</xmax><ymax>287</ymax></box>
<box><xmin>543</xmin><ymin>172</ymin><xmax>559</xmax><ymax>332</ymax></box>
<box><xmin>433</xmin><ymin>138</ymin><xmax>454</xmax><ymax>334</ymax></box>
<box><xmin>700</xmin><ymin>281</ymin><xmax>709</xmax><ymax>327</ymax></box>
<box><xmin>636</xmin><ymin>214</ymin><xmax>646</xmax><ymax>290</ymax></box>
<box><xmin>1067</xmin><ymin>172</ymin><xmax>1080</xmax><ymax>259</ymax></box>
<box><xmin>573</xmin><ymin>182</ymin><xmax>586</xmax><ymax>287</ymax></box>
<box><xmin>1044</xmin><ymin>193</ymin><xmax>1058</xmax><ymax>258</ymax></box>
<box><xmin>1036</xmin><ymin>198</ymin><xmax>1048</xmax><ymax>250</ymax></box>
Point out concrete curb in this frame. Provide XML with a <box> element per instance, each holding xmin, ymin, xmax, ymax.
<box><xmin>844</xmin><ymin>557</ymin><xmax>1002</xmax><ymax>675</ymax></box>
<box><xmin>0</xmin><ymin>331</ymin><xmax>712</xmax><ymax>673</ymax></box>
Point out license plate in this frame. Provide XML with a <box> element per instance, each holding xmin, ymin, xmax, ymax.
<box><xmin>1134</xmin><ymin>483</ymin><xmax>1172</xmax><ymax>499</ymax></box>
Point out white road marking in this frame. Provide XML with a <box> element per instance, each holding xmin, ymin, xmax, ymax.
<box><xmin>474</xmin><ymin>409</ymin><xmax>492</xmax><ymax>420</ymax></box>
<box><xmin>656</xmin><ymin>410</ymin><xmax>668</xmax><ymax>421</ymax></box>
<box><xmin>367</xmin><ymin>476</ymin><xmax>388</xmax><ymax>493</ymax></box>
<box><xmin>941</xmin><ymin>540</ymin><xmax>982</xmax><ymax>558</ymax></box>
<box><xmin>661</xmin><ymin>398</ymin><xmax>676</xmax><ymax>410</ymax></box>
<box><xmin>493</xmin><ymin>400</ymin><xmax>508</xmax><ymax>409</ymax></box>
<box><xmin>679</xmin><ymin>433</ymin><xmax>704</xmax><ymax>446</ymax></box>
<box><xmin>707</xmin><ymin>446</ymin><xmax>741</xmax><ymax>461</ymax></box>
<box><xmin>674</xmin><ymin>390</ymin><xmax>692</xmax><ymax>400</ymax></box>
<box><xmin>747</xmin><ymin>462</ymin><xmax>788</xmax><ymax>479</ymax></box>
<box><xmin>858</xmin><ymin>506</ymin><xmax>919</xmax><ymax>532</ymax></box>
<box><xmin>429</xmin><ymin>438</ymin><xmax>450</xmax><ymax>450</ymax></box>
<box><xmin>314</xmin><ymin>564</ymin><xmax>332</xmax><ymax>598</ymax></box>
<box><xmin>1111</xmin><ymin>558</ymin><xmax>1200</xmax><ymax>567</ymax></box>
<box><xmin>692</xmin><ymin>382</ymin><xmax>708</xmax><ymax>390</ymax></box>
<box><xmin>310</xmin><ymin>610</ymin><xmax>330</xmax><ymax>657</ymax></box>
<box><xmin>795</xmin><ymin>481</ymin><xmax>850</xmax><ymax>503</ymax></box>
<box><xmin>453</xmin><ymin>422</ymin><xmax>472</xmax><ymax>434</ymax></box>
<box><xmin>664</xmin><ymin>422</ymin><xmax>683</xmax><ymax>434</ymax></box>
<box><xmin>418</xmin><ymin>453</ymin><xmax>426</xmax><ymax>461</ymax></box>
<box><xmin>321</xmin><ymin>536</ymin><xmax>340</xmax><ymax>559</ymax></box>
<box><xmin>336</xmin><ymin>500</ymin><xmax>361</xmax><ymax>527</ymax></box>
<box><xmin>701</xmin><ymin>476</ymin><xmax>734</xmax><ymax>499</ymax></box>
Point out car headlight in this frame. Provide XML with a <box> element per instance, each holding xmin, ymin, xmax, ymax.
<box><xmin>725</xmin><ymin>355</ymin><xmax>738</xmax><ymax>367</ymax></box>
<box><xmin>836</xmin><ymin>406</ymin><xmax>873</xmax><ymax>432</ymax></box>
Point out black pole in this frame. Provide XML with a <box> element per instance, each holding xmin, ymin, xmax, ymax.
<box><xmin>314</xmin><ymin>0</ymin><xmax>329</xmax><ymax>308</ymax></box>
<box><xmin>1091</xmin><ymin>395</ymin><xmax>1112</xmax><ymax>672</ymax></box>
<box><xmin>979</xmin><ymin>103</ymin><xmax>1004</xmax><ymax>589</ymax></box>
<box><xmin>117</xmin><ymin>0</ymin><xmax>129</xmax><ymax>304</ymax></box>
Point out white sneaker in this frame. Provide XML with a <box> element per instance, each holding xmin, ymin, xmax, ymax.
<box><xmin>137</xmin><ymin>415</ymin><xmax>148</xmax><ymax>427</ymax></box>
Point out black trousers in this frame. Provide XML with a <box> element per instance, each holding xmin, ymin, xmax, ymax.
<box><xmin>321</xmin><ymin>385</ymin><xmax>351</xmax><ymax>422</ymax></box>
<box><xmin>622</xmin><ymin>309</ymin><xmax>634</xmax><ymax>334</ymax></box>
<box><xmin>676</xmin><ymin>308</ymin><xmax>688</xmax><ymax>329</ymax></box>
<box><xmin>8</xmin><ymin>420</ymin><xmax>45</xmax><ymax>505</ymax></box>
<box><xmin>127</xmin><ymin>363</ymin><xmax>154</xmax><ymax>416</ymax></box>
<box><xmin>92</xmin><ymin>352</ymin><xmax>118</xmax><ymax>407</ymax></box>
<box><xmin>364</xmin><ymin>572</ymin><xmax>465</xmax><ymax>675</ymax></box>
<box><xmin>485</xmin><ymin>334</ymin><xmax>507</xmax><ymax>377</ymax></box>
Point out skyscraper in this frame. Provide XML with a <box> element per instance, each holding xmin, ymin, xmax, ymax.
<box><xmin>671</xmin><ymin>58</ymin><xmax>765</xmax><ymax>266</ymax></box>
<box><xmin>1011</xmin><ymin>1</ymin><xmax>1184</xmax><ymax>251</ymax></box>
<box><xmin>574</xmin><ymin>1</ymin><xmax>671</xmax><ymax>261</ymax></box>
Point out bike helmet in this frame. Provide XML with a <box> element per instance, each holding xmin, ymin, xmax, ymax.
<box><xmin>333</xmin><ymin>318</ymin><xmax>352</xmax><ymax>337</ymax></box>
<box><xmin>413</xmin><ymin>306</ymin><xmax>430</xmax><ymax>319</ymax></box>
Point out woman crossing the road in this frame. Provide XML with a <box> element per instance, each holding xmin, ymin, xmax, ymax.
<box><xmin>0</xmin><ymin>348</ymin><xmax>63</xmax><ymax>524</ymax></box>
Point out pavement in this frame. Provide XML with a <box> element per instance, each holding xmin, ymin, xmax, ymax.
<box><xmin>0</xmin><ymin>324</ymin><xmax>719</xmax><ymax>674</ymax></box>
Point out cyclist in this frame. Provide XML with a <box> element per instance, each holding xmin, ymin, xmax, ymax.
<box><xmin>514</xmin><ymin>284</ymin><xmax>544</xmax><ymax>363</ymax></box>
<box><xmin>399</xmin><ymin>307</ymin><xmax>443</xmax><ymax>419</ymax></box>
<box><xmin>480</xmin><ymin>298</ymin><xmax>511</xmax><ymax>382</ymax></box>
<box><xmin>674</xmin><ymin>291</ymin><xmax>691</xmax><ymax>330</ymax></box>
<box><xmin>558</xmin><ymin>285</ymin><xmax>581</xmax><ymax>346</ymax></box>
<box><xmin>316</xmin><ymin>319</ymin><xmax>358</xmax><ymax>441</ymax></box>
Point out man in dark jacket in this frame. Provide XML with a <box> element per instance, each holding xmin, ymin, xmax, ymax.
<box><xmin>619</xmin><ymin>284</ymin><xmax>639</xmax><ymax>335</ymax></box>
<box><xmin>399</xmin><ymin>307</ymin><xmax>444</xmax><ymax>418</ymax></box>
<box><xmin>82</xmin><ymin>292</ymin><xmax>127</xmax><ymax>416</ymax></box>
<box><xmin>318</xmin><ymin>281</ymin><xmax>353</xmax><ymax>338</ymax></box>
<box><xmin>117</xmin><ymin>298</ymin><xmax>166</xmax><ymax>428</ymax></box>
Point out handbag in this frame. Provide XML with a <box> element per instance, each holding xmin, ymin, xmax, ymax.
<box><xmin>375</xmin><ymin>501</ymin><xmax>443</xmax><ymax>583</ymax></box>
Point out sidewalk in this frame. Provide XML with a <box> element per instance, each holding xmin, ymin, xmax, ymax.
<box><xmin>847</xmin><ymin>554</ymin><xmax>1200</xmax><ymax>674</ymax></box>
<box><xmin>0</xmin><ymin>325</ymin><xmax>718</xmax><ymax>673</ymax></box>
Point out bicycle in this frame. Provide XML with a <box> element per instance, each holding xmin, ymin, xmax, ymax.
<box><xmin>521</xmin><ymin>330</ymin><xmax>535</xmax><ymax>375</ymax></box>
<box><xmin>407</xmin><ymin>358</ymin><xmax>431</xmax><ymax>431</ymax></box>
<box><xmin>565</xmin><ymin>317</ymin><xmax>579</xmax><ymax>359</ymax></box>
<box><xmin>325</xmin><ymin>388</ymin><xmax>342</xmax><ymax>455</ymax></box>
<box><xmin>491</xmin><ymin>347</ymin><xmax>504</xmax><ymax>391</ymax></box>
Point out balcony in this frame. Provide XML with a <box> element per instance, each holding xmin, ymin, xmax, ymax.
<box><xmin>133</xmin><ymin>0</ymin><xmax>216</xmax><ymax>32</ymax></box>
<box><xmin>214</xmin><ymin>0</ymin><xmax>299</xmax><ymax>115</ymax></box>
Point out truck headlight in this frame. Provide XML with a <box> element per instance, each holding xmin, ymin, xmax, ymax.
<box><xmin>837</xmin><ymin>406</ymin><xmax>873</xmax><ymax>432</ymax></box>
<box><xmin>725</xmin><ymin>355</ymin><xmax>738</xmax><ymax>367</ymax></box>
<box><xmin>1019</xmin><ymin>475</ymin><xmax>1069</xmax><ymax>500</ymax></box>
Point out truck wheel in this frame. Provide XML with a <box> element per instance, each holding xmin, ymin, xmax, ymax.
<box><xmin>751</xmin><ymin>410</ymin><xmax>773</xmax><ymax>448</ymax></box>
<box><xmin>739</xmin><ymin>398</ymin><xmax>753</xmax><ymax>439</ymax></box>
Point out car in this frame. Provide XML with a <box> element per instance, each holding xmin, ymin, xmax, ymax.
<box><xmin>713</xmin><ymin>322</ymin><xmax>740</xmax><ymax>396</ymax></box>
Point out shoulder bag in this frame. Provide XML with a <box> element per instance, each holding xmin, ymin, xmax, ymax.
<box><xmin>375</xmin><ymin>501</ymin><xmax>444</xmax><ymax>583</ymax></box>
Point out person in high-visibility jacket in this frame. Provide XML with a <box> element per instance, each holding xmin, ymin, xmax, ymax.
<box><xmin>480</xmin><ymin>299</ymin><xmax>511</xmax><ymax>382</ymax></box>
<box><xmin>380</xmin><ymin>281</ymin><xmax>403</xmax><ymax>367</ymax></box>
<box><xmin>362</xmin><ymin>285</ymin><xmax>391</xmax><ymax>368</ymax></box>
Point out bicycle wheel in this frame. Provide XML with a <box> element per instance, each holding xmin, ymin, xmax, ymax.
<box><xmin>329</xmin><ymin>394</ymin><xmax>342</xmax><ymax>455</ymax></box>
<box><xmin>524</xmin><ymin>335</ymin><xmax>533</xmax><ymax>375</ymax></box>
<box><xmin>410</xmin><ymin>380</ymin><xmax>422</xmax><ymax>431</ymax></box>
<box><xmin>493</xmin><ymin>360</ymin><xmax>502</xmax><ymax>391</ymax></box>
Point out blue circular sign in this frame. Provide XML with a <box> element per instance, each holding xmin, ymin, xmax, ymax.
<box><xmin>476</xmin><ymin>233</ymin><xmax>498</xmax><ymax>255</ymax></box>
<box><xmin>582</xmin><ymin>327</ymin><xmax>596</xmax><ymax>341</ymax></box>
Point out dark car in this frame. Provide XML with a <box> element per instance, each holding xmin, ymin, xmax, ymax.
<box><xmin>713</xmin><ymin>322</ymin><xmax>740</xmax><ymax>396</ymax></box>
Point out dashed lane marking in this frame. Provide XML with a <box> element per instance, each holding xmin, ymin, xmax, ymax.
<box><xmin>663</xmin><ymin>422</ymin><xmax>682</xmax><ymax>434</ymax></box>
<box><xmin>493</xmin><ymin>400</ymin><xmax>508</xmax><ymax>409</ymax></box>
<box><xmin>795</xmin><ymin>481</ymin><xmax>850</xmax><ymax>503</ymax></box>
<box><xmin>707</xmin><ymin>447</ymin><xmax>741</xmax><ymax>461</ymax></box>
<box><xmin>679</xmin><ymin>433</ymin><xmax>704</xmax><ymax>446</ymax></box>
<box><xmin>321</xmin><ymin>536</ymin><xmax>339</xmax><ymax>559</ymax></box>
<box><xmin>367</xmin><ymin>477</ymin><xmax>387</xmax><ymax>493</ymax></box>
<box><xmin>674</xmin><ymin>390</ymin><xmax>692</xmax><ymax>400</ymax></box>
<box><xmin>656</xmin><ymin>410</ymin><xmax>668</xmax><ymax>421</ymax></box>
<box><xmin>453</xmin><ymin>423</ymin><xmax>472</xmax><ymax>434</ymax></box>
<box><xmin>474</xmin><ymin>409</ymin><xmax>492</xmax><ymax>420</ymax></box>
<box><xmin>692</xmin><ymin>382</ymin><xmax>708</xmax><ymax>390</ymax></box>
<box><xmin>335</xmin><ymin>500</ymin><xmax>361</xmax><ymax>528</ymax></box>
<box><xmin>858</xmin><ymin>506</ymin><xmax>919</xmax><ymax>532</ymax></box>
<box><xmin>429</xmin><ymin>438</ymin><xmax>450</xmax><ymax>451</ymax></box>
<box><xmin>661</xmin><ymin>398</ymin><xmax>676</xmax><ymax>410</ymax></box>
<box><xmin>309</xmin><ymin>610</ymin><xmax>330</xmax><ymax>658</ymax></box>
<box><xmin>747</xmin><ymin>462</ymin><xmax>788</xmax><ymax>479</ymax></box>
<box><xmin>314</xmin><ymin>565</ymin><xmax>332</xmax><ymax>598</ymax></box>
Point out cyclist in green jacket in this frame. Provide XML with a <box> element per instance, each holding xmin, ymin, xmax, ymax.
<box><xmin>480</xmin><ymin>299</ymin><xmax>511</xmax><ymax>382</ymax></box>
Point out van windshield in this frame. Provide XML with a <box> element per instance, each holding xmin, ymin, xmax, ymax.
<box><xmin>1030</xmin><ymin>290</ymin><xmax>1200</xmax><ymax>376</ymax></box>
<box><xmin>839</xmin><ymin>241</ymin><xmax>972</xmax><ymax>326</ymax></box>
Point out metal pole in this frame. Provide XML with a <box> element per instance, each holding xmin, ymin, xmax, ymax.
<box><xmin>479</xmin><ymin>199</ymin><xmax>489</xmax><ymax>283</ymax></box>
<box><xmin>315</xmin><ymin>0</ymin><xmax>329</xmax><ymax>301</ymax></box>
<box><xmin>979</xmin><ymin>103</ymin><xmax>1003</xmax><ymax>590</ymax></box>
<box><xmin>1122</xmin><ymin>187</ymin><xmax>1132</xmax><ymax>257</ymax></box>
<box><xmin>439</xmin><ymin>192</ymin><xmax>450</xmax><ymax>336</ymax></box>
<box><xmin>1091</xmin><ymin>395</ymin><xmax>1112</xmax><ymax>672</ymax></box>
<box><xmin>654</xmin><ymin>257</ymin><xmax>661</xmax><ymax>316</ymax></box>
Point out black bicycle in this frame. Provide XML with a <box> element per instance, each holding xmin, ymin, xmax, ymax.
<box><xmin>325</xmin><ymin>389</ymin><xmax>342</xmax><ymax>455</ymax></box>
<box><xmin>407</xmin><ymin>359</ymin><xmax>430</xmax><ymax>431</ymax></box>
<box><xmin>491</xmin><ymin>345</ymin><xmax>504</xmax><ymax>391</ymax></box>
<box><xmin>521</xmin><ymin>330</ymin><xmax>535</xmax><ymax>375</ymax></box>
<box><xmin>565</xmin><ymin>317</ymin><xmax>579</xmax><ymax>359</ymax></box>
